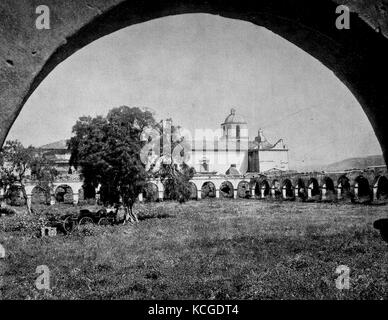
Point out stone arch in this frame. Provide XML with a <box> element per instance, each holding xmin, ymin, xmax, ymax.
<box><xmin>55</xmin><ymin>185</ymin><xmax>74</xmax><ymax>204</ymax></box>
<box><xmin>1</xmin><ymin>1</ymin><xmax>388</xmax><ymax>169</ymax></box>
<box><xmin>237</xmin><ymin>180</ymin><xmax>250</xmax><ymax>198</ymax></box>
<box><xmin>257</xmin><ymin>180</ymin><xmax>270</xmax><ymax>198</ymax></box>
<box><xmin>307</xmin><ymin>178</ymin><xmax>320</xmax><ymax>200</ymax></box>
<box><xmin>220</xmin><ymin>181</ymin><xmax>234</xmax><ymax>198</ymax></box>
<box><xmin>201</xmin><ymin>181</ymin><xmax>216</xmax><ymax>199</ymax></box>
<box><xmin>374</xmin><ymin>176</ymin><xmax>388</xmax><ymax>201</ymax></box>
<box><xmin>189</xmin><ymin>181</ymin><xmax>198</xmax><ymax>200</ymax></box>
<box><xmin>337</xmin><ymin>175</ymin><xmax>351</xmax><ymax>200</ymax></box>
<box><xmin>321</xmin><ymin>176</ymin><xmax>336</xmax><ymax>201</ymax></box>
<box><xmin>281</xmin><ymin>179</ymin><xmax>294</xmax><ymax>199</ymax></box>
<box><xmin>354</xmin><ymin>176</ymin><xmax>371</xmax><ymax>202</ymax></box>
<box><xmin>142</xmin><ymin>182</ymin><xmax>159</xmax><ymax>202</ymax></box>
<box><xmin>294</xmin><ymin>178</ymin><xmax>307</xmax><ymax>200</ymax></box>
<box><xmin>271</xmin><ymin>179</ymin><xmax>282</xmax><ymax>198</ymax></box>
<box><xmin>31</xmin><ymin>185</ymin><xmax>50</xmax><ymax>205</ymax></box>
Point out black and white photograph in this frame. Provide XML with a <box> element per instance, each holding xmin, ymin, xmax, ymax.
<box><xmin>0</xmin><ymin>0</ymin><xmax>387</xmax><ymax>309</ymax></box>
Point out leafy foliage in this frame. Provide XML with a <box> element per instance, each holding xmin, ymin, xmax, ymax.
<box><xmin>0</xmin><ymin>140</ymin><xmax>58</xmax><ymax>213</ymax></box>
<box><xmin>69</xmin><ymin>106</ymin><xmax>156</xmax><ymax>215</ymax></box>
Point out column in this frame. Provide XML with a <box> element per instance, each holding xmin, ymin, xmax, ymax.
<box><xmin>50</xmin><ymin>194</ymin><xmax>56</xmax><ymax>205</ymax></box>
<box><xmin>321</xmin><ymin>184</ymin><xmax>327</xmax><ymax>201</ymax></box>
<box><xmin>251</xmin><ymin>189</ymin><xmax>255</xmax><ymax>198</ymax></box>
<box><xmin>271</xmin><ymin>187</ymin><xmax>276</xmax><ymax>199</ymax></box>
<box><xmin>294</xmin><ymin>186</ymin><xmax>299</xmax><ymax>198</ymax></box>
<box><xmin>158</xmin><ymin>190</ymin><xmax>164</xmax><ymax>201</ymax></box>
<box><xmin>73</xmin><ymin>193</ymin><xmax>79</xmax><ymax>205</ymax></box>
<box><xmin>373</xmin><ymin>185</ymin><xmax>378</xmax><ymax>201</ymax></box>
<box><xmin>282</xmin><ymin>187</ymin><xmax>287</xmax><ymax>199</ymax></box>
<box><xmin>233</xmin><ymin>189</ymin><xmax>238</xmax><ymax>199</ymax></box>
<box><xmin>354</xmin><ymin>183</ymin><xmax>359</xmax><ymax>200</ymax></box>
<box><xmin>215</xmin><ymin>189</ymin><xmax>220</xmax><ymax>198</ymax></box>
<box><xmin>337</xmin><ymin>184</ymin><xmax>342</xmax><ymax>200</ymax></box>
<box><xmin>307</xmin><ymin>185</ymin><xmax>312</xmax><ymax>199</ymax></box>
<box><xmin>138</xmin><ymin>193</ymin><xmax>144</xmax><ymax>202</ymax></box>
<box><xmin>197</xmin><ymin>190</ymin><xmax>202</xmax><ymax>200</ymax></box>
<box><xmin>261</xmin><ymin>187</ymin><xmax>265</xmax><ymax>199</ymax></box>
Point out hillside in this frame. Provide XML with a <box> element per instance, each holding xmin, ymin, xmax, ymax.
<box><xmin>324</xmin><ymin>155</ymin><xmax>386</xmax><ymax>171</ymax></box>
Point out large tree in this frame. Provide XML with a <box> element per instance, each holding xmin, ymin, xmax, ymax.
<box><xmin>69</xmin><ymin>106</ymin><xmax>156</xmax><ymax>221</ymax></box>
<box><xmin>0</xmin><ymin>140</ymin><xmax>57</xmax><ymax>213</ymax></box>
<box><xmin>154</xmin><ymin>121</ymin><xmax>195</xmax><ymax>202</ymax></box>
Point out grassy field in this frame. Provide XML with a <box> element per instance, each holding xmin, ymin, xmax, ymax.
<box><xmin>0</xmin><ymin>199</ymin><xmax>387</xmax><ymax>300</ymax></box>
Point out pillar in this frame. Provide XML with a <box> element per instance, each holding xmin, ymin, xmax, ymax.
<box><xmin>50</xmin><ymin>194</ymin><xmax>56</xmax><ymax>205</ymax></box>
<box><xmin>73</xmin><ymin>193</ymin><xmax>79</xmax><ymax>205</ymax></box>
<box><xmin>271</xmin><ymin>187</ymin><xmax>276</xmax><ymax>198</ymax></box>
<box><xmin>373</xmin><ymin>184</ymin><xmax>378</xmax><ymax>201</ymax></box>
<box><xmin>158</xmin><ymin>190</ymin><xmax>164</xmax><ymax>201</ymax></box>
<box><xmin>295</xmin><ymin>186</ymin><xmax>299</xmax><ymax>198</ymax></box>
<box><xmin>138</xmin><ymin>193</ymin><xmax>143</xmax><ymax>202</ymax></box>
<box><xmin>0</xmin><ymin>188</ymin><xmax>5</xmax><ymax>206</ymax></box>
<box><xmin>215</xmin><ymin>189</ymin><xmax>220</xmax><ymax>198</ymax></box>
<box><xmin>337</xmin><ymin>183</ymin><xmax>342</xmax><ymax>200</ymax></box>
<box><xmin>354</xmin><ymin>183</ymin><xmax>359</xmax><ymax>200</ymax></box>
<box><xmin>197</xmin><ymin>190</ymin><xmax>202</xmax><ymax>200</ymax></box>
<box><xmin>251</xmin><ymin>189</ymin><xmax>255</xmax><ymax>198</ymax></box>
<box><xmin>282</xmin><ymin>187</ymin><xmax>287</xmax><ymax>199</ymax></box>
<box><xmin>321</xmin><ymin>184</ymin><xmax>327</xmax><ymax>201</ymax></box>
<box><xmin>307</xmin><ymin>185</ymin><xmax>312</xmax><ymax>199</ymax></box>
<box><xmin>260</xmin><ymin>187</ymin><xmax>265</xmax><ymax>198</ymax></box>
<box><xmin>233</xmin><ymin>189</ymin><xmax>238</xmax><ymax>199</ymax></box>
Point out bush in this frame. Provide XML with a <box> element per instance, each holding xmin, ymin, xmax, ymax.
<box><xmin>0</xmin><ymin>212</ymin><xmax>46</xmax><ymax>235</ymax></box>
<box><xmin>0</xmin><ymin>205</ymin><xmax>17</xmax><ymax>216</ymax></box>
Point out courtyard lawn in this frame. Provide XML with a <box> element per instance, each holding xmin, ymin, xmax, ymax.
<box><xmin>0</xmin><ymin>199</ymin><xmax>387</xmax><ymax>299</ymax></box>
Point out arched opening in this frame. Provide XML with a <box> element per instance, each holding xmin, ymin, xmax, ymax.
<box><xmin>220</xmin><ymin>181</ymin><xmax>234</xmax><ymax>198</ymax></box>
<box><xmin>0</xmin><ymin>2</ymin><xmax>387</xmax><ymax>172</ymax></box>
<box><xmin>237</xmin><ymin>181</ymin><xmax>250</xmax><ymax>199</ymax></box>
<box><xmin>55</xmin><ymin>185</ymin><xmax>74</xmax><ymax>204</ymax></box>
<box><xmin>295</xmin><ymin>178</ymin><xmax>307</xmax><ymax>201</ymax></box>
<box><xmin>257</xmin><ymin>180</ymin><xmax>270</xmax><ymax>198</ymax></box>
<box><xmin>272</xmin><ymin>179</ymin><xmax>282</xmax><ymax>198</ymax></box>
<box><xmin>142</xmin><ymin>182</ymin><xmax>159</xmax><ymax>202</ymax></box>
<box><xmin>189</xmin><ymin>182</ymin><xmax>198</xmax><ymax>200</ymax></box>
<box><xmin>322</xmin><ymin>176</ymin><xmax>335</xmax><ymax>201</ymax></box>
<box><xmin>375</xmin><ymin>176</ymin><xmax>388</xmax><ymax>200</ymax></box>
<box><xmin>201</xmin><ymin>181</ymin><xmax>216</xmax><ymax>199</ymax></box>
<box><xmin>337</xmin><ymin>175</ymin><xmax>351</xmax><ymax>201</ymax></box>
<box><xmin>307</xmin><ymin>178</ymin><xmax>320</xmax><ymax>200</ymax></box>
<box><xmin>282</xmin><ymin>179</ymin><xmax>294</xmax><ymax>199</ymax></box>
<box><xmin>354</xmin><ymin>176</ymin><xmax>371</xmax><ymax>202</ymax></box>
<box><xmin>31</xmin><ymin>186</ymin><xmax>51</xmax><ymax>205</ymax></box>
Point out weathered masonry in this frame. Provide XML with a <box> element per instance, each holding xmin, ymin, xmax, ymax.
<box><xmin>0</xmin><ymin>0</ymin><xmax>388</xmax><ymax>169</ymax></box>
<box><xmin>17</xmin><ymin>166</ymin><xmax>387</xmax><ymax>206</ymax></box>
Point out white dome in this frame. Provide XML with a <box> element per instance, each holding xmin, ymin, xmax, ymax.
<box><xmin>222</xmin><ymin>108</ymin><xmax>247</xmax><ymax>125</ymax></box>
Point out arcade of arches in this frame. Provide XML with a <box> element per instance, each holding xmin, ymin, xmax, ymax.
<box><xmin>9</xmin><ymin>168</ymin><xmax>387</xmax><ymax>207</ymax></box>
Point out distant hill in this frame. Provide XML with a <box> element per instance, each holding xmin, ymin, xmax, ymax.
<box><xmin>323</xmin><ymin>155</ymin><xmax>386</xmax><ymax>171</ymax></box>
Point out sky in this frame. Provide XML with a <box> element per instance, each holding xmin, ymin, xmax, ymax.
<box><xmin>7</xmin><ymin>13</ymin><xmax>382</xmax><ymax>171</ymax></box>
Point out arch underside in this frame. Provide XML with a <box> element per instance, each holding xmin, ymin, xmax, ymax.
<box><xmin>0</xmin><ymin>0</ymin><xmax>387</xmax><ymax>167</ymax></box>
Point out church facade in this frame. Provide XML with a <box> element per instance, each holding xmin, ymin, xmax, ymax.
<box><xmin>186</xmin><ymin>109</ymin><xmax>289</xmax><ymax>175</ymax></box>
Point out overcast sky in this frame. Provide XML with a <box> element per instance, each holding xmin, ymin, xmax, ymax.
<box><xmin>7</xmin><ymin>13</ymin><xmax>382</xmax><ymax>170</ymax></box>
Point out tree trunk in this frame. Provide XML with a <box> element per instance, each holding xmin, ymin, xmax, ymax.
<box><xmin>20</xmin><ymin>183</ymin><xmax>31</xmax><ymax>214</ymax></box>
